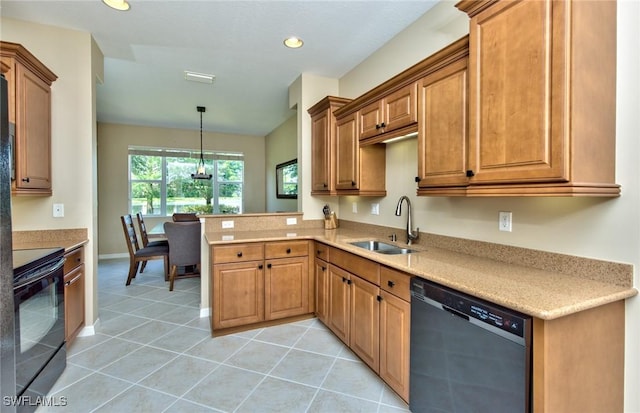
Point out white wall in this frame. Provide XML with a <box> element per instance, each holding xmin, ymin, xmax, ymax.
<box><xmin>332</xmin><ymin>2</ymin><xmax>640</xmax><ymax>411</ymax></box>
<box><xmin>1</xmin><ymin>18</ymin><xmax>101</xmax><ymax>329</ymax></box>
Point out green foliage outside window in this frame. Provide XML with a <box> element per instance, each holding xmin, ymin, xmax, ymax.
<box><xmin>129</xmin><ymin>148</ymin><xmax>243</xmax><ymax>216</ymax></box>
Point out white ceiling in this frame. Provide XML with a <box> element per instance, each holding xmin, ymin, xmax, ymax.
<box><xmin>0</xmin><ymin>0</ymin><xmax>439</xmax><ymax>136</ymax></box>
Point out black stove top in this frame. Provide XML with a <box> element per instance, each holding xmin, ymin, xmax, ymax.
<box><xmin>13</xmin><ymin>248</ymin><xmax>64</xmax><ymax>278</ymax></box>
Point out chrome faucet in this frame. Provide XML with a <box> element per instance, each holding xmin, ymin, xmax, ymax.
<box><xmin>395</xmin><ymin>195</ymin><xmax>419</xmax><ymax>245</ymax></box>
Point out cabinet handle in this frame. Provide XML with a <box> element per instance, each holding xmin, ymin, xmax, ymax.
<box><xmin>237</xmin><ymin>252</ymin><xmax>243</xmax><ymax>257</ymax></box>
<box><xmin>267</xmin><ymin>263</ymin><xmax>272</xmax><ymax>269</ymax></box>
<box><xmin>466</xmin><ymin>170</ymin><xmax>475</xmax><ymax>177</ymax></box>
<box><xmin>387</xmin><ymin>280</ymin><xmax>395</xmax><ymax>288</ymax></box>
<box><xmin>258</xmin><ymin>264</ymin><xmax>263</xmax><ymax>269</ymax></box>
<box><xmin>22</xmin><ymin>177</ymin><xmax>30</xmax><ymax>183</ymax></box>
<box><xmin>286</xmin><ymin>248</ymin><xmax>291</xmax><ymax>254</ymax></box>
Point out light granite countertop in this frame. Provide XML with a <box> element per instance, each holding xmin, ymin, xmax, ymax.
<box><xmin>205</xmin><ymin>227</ymin><xmax>637</xmax><ymax>320</ymax></box>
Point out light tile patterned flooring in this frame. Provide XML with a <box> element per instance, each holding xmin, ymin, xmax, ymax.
<box><xmin>41</xmin><ymin>258</ymin><xmax>410</xmax><ymax>413</ymax></box>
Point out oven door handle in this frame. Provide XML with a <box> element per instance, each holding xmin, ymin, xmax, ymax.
<box><xmin>13</xmin><ymin>258</ymin><xmax>66</xmax><ymax>289</ymax></box>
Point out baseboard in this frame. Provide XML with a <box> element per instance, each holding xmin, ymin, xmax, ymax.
<box><xmin>77</xmin><ymin>318</ymin><xmax>99</xmax><ymax>337</ymax></box>
<box><xmin>200</xmin><ymin>307</ymin><xmax>210</xmax><ymax>318</ymax></box>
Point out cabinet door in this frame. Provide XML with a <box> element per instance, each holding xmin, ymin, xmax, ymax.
<box><xmin>383</xmin><ymin>83</ymin><xmax>417</xmax><ymax>133</ymax></box>
<box><xmin>212</xmin><ymin>261</ymin><xmax>264</xmax><ymax>329</ymax></box>
<box><xmin>467</xmin><ymin>0</ymin><xmax>567</xmax><ymax>183</ymax></box>
<box><xmin>15</xmin><ymin>62</ymin><xmax>52</xmax><ymax>192</ymax></box>
<box><xmin>417</xmin><ymin>58</ymin><xmax>469</xmax><ymax>188</ymax></box>
<box><xmin>350</xmin><ymin>275</ymin><xmax>380</xmax><ymax>373</ymax></box>
<box><xmin>265</xmin><ymin>256</ymin><xmax>309</xmax><ymax>320</ymax></box>
<box><xmin>379</xmin><ymin>290</ymin><xmax>410</xmax><ymax>402</ymax></box>
<box><xmin>311</xmin><ymin>110</ymin><xmax>331</xmax><ymax>192</ymax></box>
<box><xmin>327</xmin><ymin>264</ymin><xmax>350</xmax><ymax>344</ymax></box>
<box><xmin>358</xmin><ymin>100</ymin><xmax>384</xmax><ymax>141</ymax></box>
<box><xmin>315</xmin><ymin>258</ymin><xmax>329</xmax><ymax>324</ymax></box>
<box><xmin>64</xmin><ymin>264</ymin><xmax>85</xmax><ymax>344</ymax></box>
<box><xmin>335</xmin><ymin>113</ymin><xmax>359</xmax><ymax>190</ymax></box>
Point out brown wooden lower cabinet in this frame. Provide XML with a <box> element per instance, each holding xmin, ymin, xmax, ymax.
<box><xmin>379</xmin><ymin>290</ymin><xmax>410</xmax><ymax>402</ymax></box>
<box><xmin>265</xmin><ymin>256</ymin><xmax>309</xmax><ymax>320</ymax></box>
<box><xmin>212</xmin><ymin>260</ymin><xmax>265</xmax><ymax>329</ymax></box>
<box><xmin>314</xmin><ymin>257</ymin><xmax>329</xmax><ymax>324</ymax></box>
<box><xmin>210</xmin><ymin>241</ymin><xmax>313</xmax><ymax>334</ymax></box>
<box><xmin>532</xmin><ymin>300</ymin><xmax>624</xmax><ymax>413</ymax></box>
<box><xmin>321</xmin><ymin>247</ymin><xmax>410</xmax><ymax>403</ymax></box>
<box><xmin>63</xmin><ymin>246</ymin><xmax>84</xmax><ymax>344</ymax></box>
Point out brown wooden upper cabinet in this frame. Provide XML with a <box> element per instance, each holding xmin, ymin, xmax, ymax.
<box><xmin>308</xmin><ymin>96</ymin><xmax>351</xmax><ymax>195</ymax></box>
<box><xmin>456</xmin><ymin>0</ymin><xmax>619</xmax><ymax>196</ymax></box>
<box><xmin>358</xmin><ymin>83</ymin><xmax>417</xmax><ymax>143</ymax></box>
<box><xmin>416</xmin><ymin>40</ymin><xmax>469</xmax><ymax>195</ymax></box>
<box><xmin>0</xmin><ymin>41</ymin><xmax>57</xmax><ymax>196</ymax></box>
<box><xmin>335</xmin><ymin>112</ymin><xmax>386</xmax><ymax>196</ymax></box>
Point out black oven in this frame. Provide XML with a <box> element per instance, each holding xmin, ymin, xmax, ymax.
<box><xmin>13</xmin><ymin>248</ymin><xmax>66</xmax><ymax>412</ymax></box>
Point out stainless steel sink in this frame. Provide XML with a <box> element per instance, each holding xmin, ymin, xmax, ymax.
<box><xmin>349</xmin><ymin>240</ymin><xmax>417</xmax><ymax>255</ymax></box>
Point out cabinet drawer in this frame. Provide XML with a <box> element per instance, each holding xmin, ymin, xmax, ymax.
<box><xmin>330</xmin><ymin>247</ymin><xmax>380</xmax><ymax>286</ymax></box>
<box><xmin>213</xmin><ymin>243</ymin><xmax>264</xmax><ymax>264</ymax></box>
<box><xmin>314</xmin><ymin>242</ymin><xmax>330</xmax><ymax>262</ymax></box>
<box><xmin>265</xmin><ymin>240</ymin><xmax>309</xmax><ymax>259</ymax></box>
<box><xmin>380</xmin><ymin>266</ymin><xmax>411</xmax><ymax>302</ymax></box>
<box><xmin>63</xmin><ymin>247</ymin><xmax>84</xmax><ymax>274</ymax></box>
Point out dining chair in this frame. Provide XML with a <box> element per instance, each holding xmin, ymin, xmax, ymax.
<box><xmin>163</xmin><ymin>221</ymin><xmax>201</xmax><ymax>291</ymax></box>
<box><xmin>172</xmin><ymin>212</ymin><xmax>199</xmax><ymax>222</ymax></box>
<box><xmin>121</xmin><ymin>214</ymin><xmax>169</xmax><ymax>285</ymax></box>
<box><xmin>136</xmin><ymin>212</ymin><xmax>169</xmax><ymax>273</ymax></box>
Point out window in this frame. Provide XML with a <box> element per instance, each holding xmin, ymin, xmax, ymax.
<box><xmin>129</xmin><ymin>147</ymin><xmax>244</xmax><ymax>216</ymax></box>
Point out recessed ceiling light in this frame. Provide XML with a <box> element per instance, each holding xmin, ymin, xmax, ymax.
<box><xmin>184</xmin><ymin>71</ymin><xmax>215</xmax><ymax>84</ymax></box>
<box><xmin>283</xmin><ymin>37</ymin><xmax>304</xmax><ymax>49</ymax></box>
<box><xmin>102</xmin><ymin>0</ymin><xmax>130</xmax><ymax>11</ymax></box>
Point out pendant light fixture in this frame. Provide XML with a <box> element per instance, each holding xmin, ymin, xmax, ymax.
<box><xmin>191</xmin><ymin>106</ymin><xmax>212</xmax><ymax>180</ymax></box>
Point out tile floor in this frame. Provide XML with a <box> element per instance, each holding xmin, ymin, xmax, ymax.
<box><xmin>41</xmin><ymin>258</ymin><xmax>411</xmax><ymax>413</ymax></box>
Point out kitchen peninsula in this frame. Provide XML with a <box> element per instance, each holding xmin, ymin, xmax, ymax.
<box><xmin>202</xmin><ymin>213</ymin><xmax>636</xmax><ymax>411</ymax></box>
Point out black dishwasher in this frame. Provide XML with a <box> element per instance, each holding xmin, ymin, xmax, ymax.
<box><xmin>410</xmin><ymin>277</ymin><xmax>532</xmax><ymax>413</ymax></box>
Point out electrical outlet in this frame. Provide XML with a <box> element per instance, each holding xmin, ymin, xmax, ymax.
<box><xmin>52</xmin><ymin>203</ymin><xmax>64</xmax><ymax>218</ymax></box>
<box><xmin>286</xmin><ymin>217</ymin><xmax>297</xmax><ymax>225</ymax></box>
<box><xmin>370</xmin><ymin>203</ymin><xmax>380</xmax><ymax>215</ymax></box>
<box><xmin>499</xmin><ymin>211</ymin><xmax>512</xmax><ymax>232</ymax></box>
<box><xmin>352</xmin><ymin>202</ymin><xmax>358</xmax><ymax>214</ymax></box>
<box><xmin>221</xmin><ymin>220</ymin><xmax>234</xmax><ymax>229</ymax></box>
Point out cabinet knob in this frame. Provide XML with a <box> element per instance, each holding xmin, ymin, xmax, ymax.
<box><xmin>22</xmin><ymin>177</ymin><xmax>30</xmax><ymax>183</ymax></box>
<box><xmin>387</xmin><ymin>280</ymin><xmax>395</xmax><ymax>288</ymax></box>
<box><xmin>323</xmin><ymin>183</ymin><xmax>328</xmax><ymax>188</ymax></box>
<box><xmin>375</xmin><ymin>124</ymin><xmax>381</xmax><ymax>130</ymax></box>
<box><xmin>466</xmin><ymin>170</ymin><xmax>475</xmax><ymax>177</ymax></box>
<box><xmin>415</xmin><ymin>176</ymin><xmax>420</xmax><ymax>183</ymax></box>
<box><xmin>237</xmin><ymin>252</ymin><xmax>243</xmax><ymax>257</ymax></box>
<box><xmin>377</xmin><ymin>295</ymin><xmax>383</xmax><ymax>302</ymax></box>
<box><xmin>351</xmin><ymin>181</ymin><xmax>356</xmax><ymax>187</ymax></box>
<box><xmin>321</xmin><ymin>266</ymin><xmax>326</xmax><ymax>271</ymax></box>
<box><xmin>258</xmin><ymin>264</ymin><xmax>263</xmax><ymax>269</ymax></box>
<box><xmin>267</xmin><ymin>263</ymin><xmax>272</xmax><ymax>269</ymax></box>
<box><xmin>380</xmin><ymin>122</ymin><xmax>386</xmax><ymax>128</ymax></box>
<box><xmin>286</xmin><ymin>248</ymin><xmax>291</xmax><ymax>254</ymax></box>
